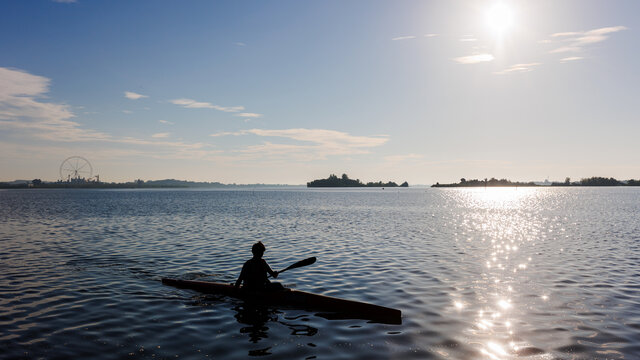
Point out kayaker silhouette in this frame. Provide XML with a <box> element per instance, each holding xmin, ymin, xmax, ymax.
<box><xmin>235</xmin><ymin>242</ymin><xmax>283</xmax><ymax>291</ymax></box>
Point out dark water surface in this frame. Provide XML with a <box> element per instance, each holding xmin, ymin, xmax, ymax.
<box><xmin>1</xmin><ymin>188</ymin><xmax>639</xmax><ymax>359</ymax></box>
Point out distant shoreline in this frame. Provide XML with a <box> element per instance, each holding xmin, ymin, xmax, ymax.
<box><xmin>432</xmin><ymin>177</ymin><xmax>640</xmax><ymax>187</ymax></box>
<box><xmin>0</xmin><ymin>179</ymin><xmax>301</xmax><ymax>189</ymax></box>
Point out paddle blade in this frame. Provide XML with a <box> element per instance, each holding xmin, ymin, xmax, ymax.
<box><xmin>281</xmin><ymin>257</ymin><xmax>316</xmax><ymax>273</ymax></box>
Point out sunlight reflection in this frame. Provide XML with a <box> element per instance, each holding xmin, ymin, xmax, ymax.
<box><xmin>448</xmin><ymin>188</ymin><xmax>550</xmax><ymax>359</ymax></box>
<box><xmin>455</xmin><ymin>187</ymin><xmax>535</xmax><ymax>210</ymax></box>
<box><xmin>497</xmin><ymin>299</ymin><xmax>512</xmax><ymax>310</ymax></box>
<box><xmin>481</xmin><ymin>341</ymin><xmax>509</xmax><ymax>360</ymax></box>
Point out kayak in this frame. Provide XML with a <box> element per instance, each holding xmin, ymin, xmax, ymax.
<box><xmin>162</xmin><ymin>278</ymin><xmax>401</xmax><ymax>324</ymax></box>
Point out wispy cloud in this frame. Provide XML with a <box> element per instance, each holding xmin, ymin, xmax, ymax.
<box><xmin>453</xmin><ymin>54</ymin><xmax>494</xmax><ymax>64</ymax></box>
<box><xmin>548</xmin><ymin>26</ymin><xmax>627</xmax><ymax>53</ymax></box>
<box><xmin>392</xmin><ymin>36</ymin><xmax>416</xmax><ymax>41</ymax></box>
<box><xmin>159</xmin><ymin>120</ymin><xmax>174</xmax><ymax>125</ymax></box>
<box><xmin>52</xmin><ymin>0</ymin><xmax>77</xmax><ymax>3</ymax></box>
<box><xmin>424</xmin><ymin>33</ymin><xmax>438</xmax><ymax>38</ymax></box>
<box><xmin>170</xmin><ymin>98</ymin><xmax>244</xmax><ymax>112</ymax></box>
<box><xmin>246</xmin><ymin>129</ymin><xmax>387</xmax><ymax>149</ymax></box>
<box><xmin>210</xmin><ymin>131</ymin><xmax>243</xmax><ymax>137</ymax></box>
<box><xmin>549</xmin><ymin>46</ymin><xmax>581</xmax><ymax>54</ymax></box>
<box><xmin>235</xmin><ymin>113</ymin><xmax>262</xmax><ymax>118</ymax></box>
<box><xmin>124</xmin><ymin>91</ymin><xmax>148</xmax><ymax>100</ymax></box>
<box><xmin>122</xmin><ymin>110</ymin><xmax>133</xmax><ymax>114</ymax></box>
<box><xmin>459</xmin><ymin>35</ymin><xmax>477</xmax><ymax>42</ymax></box>
<box><xmin>0</xmin><ymin>67</ymin><xmax>104</xmax><ymax>142</ymax></box>
<box><xmin>235</xmin><ymin>42</ymin><xmax>246</xmax><ymax>46</ymax></box>
<box><xmin>151</xmin><ymin>132</ymin><xmax>170</xmax><ymax>138</ymax></box>
<box><xmin>560</xmin><ymin>57</ymin><xmax>583</xmax><ymax>63</ymax></box>
<box><xmin>211</xmin><ymin>128</ymin><xmax>388</xmax><ymax>160</ymax></box>
<box><xmin>494</xmin><ymin>63</ymin><xmax>542</xmax><ymax>75</ymax></box>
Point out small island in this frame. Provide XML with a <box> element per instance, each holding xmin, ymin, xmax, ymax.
<box><xmin>307</xmin><ymin>174</ymin><xmax>408</xmax><ymax>188</ymax></box>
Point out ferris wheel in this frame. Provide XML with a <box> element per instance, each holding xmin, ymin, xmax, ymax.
<box><xmin>60</xmin><ymin>156</ymin><xmax>93</xmax><ymax>181</ymax></box>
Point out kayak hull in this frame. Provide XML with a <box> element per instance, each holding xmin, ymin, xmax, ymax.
<box><xmin>162</xmin><ymin>278</ymin><xmax>401</xmax><ymax>324</ymax></box>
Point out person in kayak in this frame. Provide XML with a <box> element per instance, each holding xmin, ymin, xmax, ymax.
<box><xmin>234</xmin><ymin>241</ymin><xmax>282</xmax><ymax>291</ymax></box>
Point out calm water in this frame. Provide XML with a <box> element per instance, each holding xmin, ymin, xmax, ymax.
<box><xmin>1</xmin><ymin>188</ymin><xmax>639</xmax><ymax>359</ymax></box>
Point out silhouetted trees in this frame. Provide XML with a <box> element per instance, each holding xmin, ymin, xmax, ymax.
<box><xmin>432</xmin><ymin>178</ymin><xmax>536</xmax><ymax>187</ymax></box>
<box><xmin>433</xmin><ymin>176</ymin><xmax>640</xmax><ymax>187</ymax></box>
<box><xmin>307</xmin><ymin>174</ymin><xmax>408</xmax><ymax>187</ymax></box>
<box><xmin>579</xmin><ymin>177</ymin><xmax>622</xmax><ymax>186</ymax></box>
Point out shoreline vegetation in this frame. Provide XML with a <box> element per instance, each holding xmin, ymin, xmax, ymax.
<box><xmin>3</xmin><ymin>176</ymin><xmax>639</xmax><ymax>189</ymax></box>
<box><xmin>432</xmin><ymin>177</ymin><xmax>640</xmax><ymax>187</ymax></box>
<box><xmin>0</xmin><ymin>179</ymin><xmax>296</xmax><ymax>189</ymax></box>
<box><xmin>307</xmin><ymin>174</ymin><xmax>408</xmax><ymax>188</ymax></box>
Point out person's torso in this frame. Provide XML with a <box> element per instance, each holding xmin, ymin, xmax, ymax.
<box><xmin>242</xmin><ymin>258</ymin><xmax>268</xmax><ymax>289</ymax></box>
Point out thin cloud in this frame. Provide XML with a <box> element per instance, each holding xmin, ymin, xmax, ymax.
<box><xmin>459</xmin><ymin>35</ymin><xmax>477</xmax><ymax>42</ymax></box>
<box><xmin>453</xmin><ymin>54</ymin><xmax>494</xmax><ymax>64</ymax></box>
<box><xmin>159</xmin><ymin>120</ymin><xmax>174</xmax><ymax>125</ymax></box>
<box><xmin>151</xmin><ymin>133</ymin><xmax>170</xmax><ymax>138</ymax></box>
<box><xmin>392</xmin><ymin>36</ymin><xmax>416</xmax><ymax>41</ymax></box>
<box><xmin>548</xmin><ymin>26</ymin><xmax>627</xmax><ymax>53</ymax></box>
<box><xmin>246</xmin><ymin>128</ymin><xmax>388</xmax><ymax>149</ymax></box>
<box><xmin>424</xmin><ymin>33</ymin><xmax>438</xmax><ymax>38</ymax></box>
<box><xmin>235</xmin><ymin>42</ymin><xmax>246</xmax><ymax>46</ymax></box>
<box><xmin>122</xmin><ymin>110</ymin><xmax>133</xmax><ymax>114</ymax></box>
<box><xmin>494</xmin><ymin>63</ymin><xmax>542</xmax><ymax>75</ymax></box>
<box><xmin>124</xmin><ymin>91</ymin><xmax>148</xmax><ymax>100</ymax></box>
<box><xmin>170</xmin><ymin>98</ymin><xmax>244</xmax><ymax>112</ymax></box>
<box><xmin>211</xmin><ymin>128</ymin><xmax>388</xmax><ymax>159</ymax></box>
<box><xmin>210</xmin><ymin>131</ymin><xmax>244</xmax><ymax>137</ymax></box>
<box><xmin>235</xmin><ymin>113</ymin><xmax>262</xmax><ymax>118</ymax></box>
<box><xmin>550</xmin><ymin>46</ymin><xmax>581</xmax><ymax>54</ymax></box>
<box><xmin>560</xmin><ymin>57</ymin><xmax>583</xmax><ymax>63</ymax></box>
<box><xmin>551</xmin><ymin>32</ymin><xmax>581</xmax><ymax>38</ymax></box>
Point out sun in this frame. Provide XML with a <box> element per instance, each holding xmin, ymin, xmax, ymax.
<box><xmin>485</xmin><ymin>3</ymin><xmax>514</xmax><ymax>36</ymax></box>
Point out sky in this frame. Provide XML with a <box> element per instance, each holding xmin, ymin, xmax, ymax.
<box><xmin>0</xmin><ymin>0</ymin><xmax>638</xmax><ymax>184</ymax></box>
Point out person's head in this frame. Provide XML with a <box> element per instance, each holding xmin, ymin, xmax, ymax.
<box><xmin>251</xmin><ymin>241</ymin><xmax>266</xmax><ymax>258</ymax></box>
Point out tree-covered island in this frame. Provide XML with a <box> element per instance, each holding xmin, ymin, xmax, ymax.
<box><xmin>432</xmin><ymin>178</ymin><xmax>537</xmax><ymax>187</ymax></box>
<box><xmin>307</xmin><ymin>174</ymin><xmax>408</xmax><ymax>188</ymax></box>
<box><xmin>432</xmin><ymin>177</ymin><xmax>640</xmax><ymax>187</ymax></box>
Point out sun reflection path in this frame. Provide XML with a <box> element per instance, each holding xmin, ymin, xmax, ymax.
<box><xmin>446</xmin><ymin>188</ymin><xmax>551</xmax><ymax>359</ymax></box>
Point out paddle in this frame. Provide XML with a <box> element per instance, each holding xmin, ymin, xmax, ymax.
<box><xmin>271</xmin><ymin>257</ymin><xmax>316</xmax><ymax>277</ymax></box>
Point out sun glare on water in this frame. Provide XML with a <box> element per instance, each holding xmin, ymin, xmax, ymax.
<box><xmin>485</xmin><ymin>3</ymin><xmax>514</xmax><ymax>37</ymax></box>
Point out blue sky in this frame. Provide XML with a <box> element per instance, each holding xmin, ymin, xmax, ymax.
<box><xmin>1</xmin><ymin>0</ymin><xmax>638</xmax><ymax>184</ymax></box>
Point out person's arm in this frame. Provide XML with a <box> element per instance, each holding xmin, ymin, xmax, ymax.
<box><xmin>235</xmin><ymin>263</ymin><xmax>246</xmax><ymax>288</ymax></box>
<box><xmin>264</xmin><ymin>260</ymin><xmax>278</xmax><ymax>279</ymax></box>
